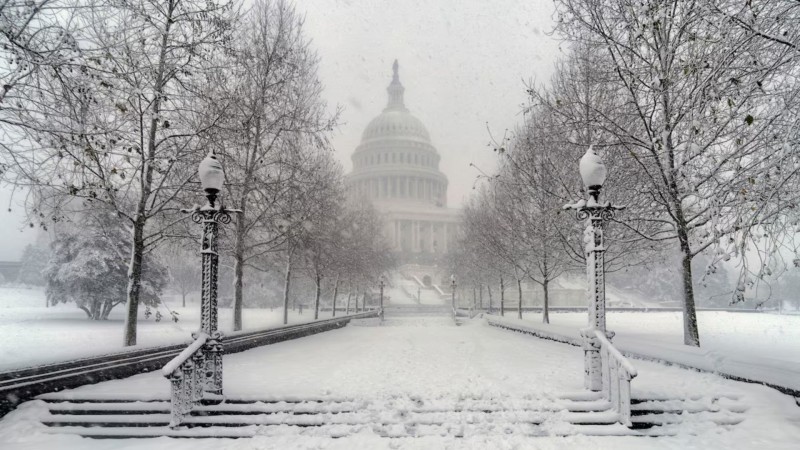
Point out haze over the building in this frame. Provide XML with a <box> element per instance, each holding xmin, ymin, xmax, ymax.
<box><xmin>298</xmin><ymin>0</ymin><xmax>561</xmax><ymax>208</ymax></box>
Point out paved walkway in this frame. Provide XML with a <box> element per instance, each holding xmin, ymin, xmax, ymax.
<box><xmin>2</xmin><ymin>318</ymin><xmax>799</xmax><ymax>449</ymax></box>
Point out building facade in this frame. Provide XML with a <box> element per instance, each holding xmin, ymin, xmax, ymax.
<box><xmin>347</xmin><ymin>61</ymin><xmax>460</xmax><ymax>265</ymax></box>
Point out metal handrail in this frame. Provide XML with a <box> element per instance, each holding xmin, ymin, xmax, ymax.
<box><xmin>162</xmin><ymin>333</ymin><xmax>207</xmax><ymax>377</ymax></box>
<box><xmin>162</xmin><ymin>333</ymin><xmax>210</xmax><ymax>427</ymax></box>
<box><xmin>594</xmin><ymin>329</ymin><xmax>638</xmax><ymax>426</ymax></box>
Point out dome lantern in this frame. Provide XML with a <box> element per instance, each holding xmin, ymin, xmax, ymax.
<box><xmin>386</xmin><ymin>59</ymin><xmax>406</xmax><ymax>112</ymax></box>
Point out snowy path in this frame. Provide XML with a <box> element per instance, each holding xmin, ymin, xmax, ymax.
<box><xmin>42</xmin><ymin>317</ymin><xmax>584</xmax><ymax>399</ymax></box>
<box><xmin>2</xmin><ymin>317</ymin><xmax>799</xmax><ymax>449</ymax></box>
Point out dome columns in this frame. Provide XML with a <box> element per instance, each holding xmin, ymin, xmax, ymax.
<box><xmin>350</xmin><ymin>174</ymin><xmax>447</xmax><ymax>206</ymax></box>
<box><xmin>387</xmin><ymin>219</ymin><xmax>456</xmax><ymax>254</ymax></box>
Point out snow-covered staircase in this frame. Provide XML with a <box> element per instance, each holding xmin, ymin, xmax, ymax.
<box><xmin>31</xmin><ymin>392</ymin><xmax>746</xmax><ymax>438</ymax></box>
<box><xmin>628</xmin><ymin>395</ymin><xmax>747</xmax><ymax>430</ymax></box>
<box><xmin>383</xmin><ymin>303</ymin><xmax>452</xmax><ymax>317</ymax></box>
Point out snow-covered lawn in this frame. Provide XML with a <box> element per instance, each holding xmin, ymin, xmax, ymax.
<box><xmin>505</xmin><ymin>310</ymin><xmax>800</xmax><ymax>392</ymax></box>
<box><xmin>1</xmin><ymin>318</ymin><xmax>799</xmax><ymax>448</ymax></box>
<box><xmin>0</xmin><ymin>286</ymin><xmax>333</xmax><ymax>371</ymax></box>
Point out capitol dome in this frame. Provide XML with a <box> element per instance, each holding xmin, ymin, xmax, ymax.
<box><xmin>349</xmin><ymin>60</ymin><xmax>448</xmax><ymax>208</ymax></box>
<box><xmin>361</xmin><ymin>110</ymin><xmax>431</xmax><ymax>142</ymax></box>
<box><xmin>347</xmin><ymin>60</ymin><xmax>459</xmax><ymax>260</ymax></box>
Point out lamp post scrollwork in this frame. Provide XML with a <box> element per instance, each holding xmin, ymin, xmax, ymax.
<box><xmin>563</xmin><ymin>146</ymin><xmax>625</xmax><ymax>392</ymax></box>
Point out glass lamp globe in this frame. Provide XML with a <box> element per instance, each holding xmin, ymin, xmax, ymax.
<box><xmin>199</xmin><ymin>150</ymin><xmax>224</xmax><ymax>194</ymax></box>
<box><xmin>578</xmin><ymin>145</ymin><xmax>607</xmax><ymax>190</ymax></box>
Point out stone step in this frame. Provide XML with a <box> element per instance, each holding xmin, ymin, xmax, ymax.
<box><xmin>41</xmin><ymin>409</ymin><xmax>621</xmax><ymax>427</ymax></box>
<box><xmin>41</xmin><ymin>421</ymin><xmax>709</xmax><ymax>438</ymax></box>
<box><xmin>33</xmin><ymin>394</ymin><xmax>746</xmax><ymax>439</ymax></box>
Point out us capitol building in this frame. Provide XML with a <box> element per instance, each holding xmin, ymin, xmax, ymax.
<box><xmin>347</xmin><ymin>61</ymin><xmax>460</xmax><ymax>267</ymax></box>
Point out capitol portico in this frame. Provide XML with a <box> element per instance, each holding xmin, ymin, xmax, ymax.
<box><xmin>347</xmin><ymin>61</ymin><xmax>460</xmax><ymax>262</ymax></box>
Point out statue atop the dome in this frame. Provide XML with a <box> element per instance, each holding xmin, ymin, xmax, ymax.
<box><xmin>386</xmin><ymin>59</ymin><xmax>406</xmax><ymax>111</ymax></box>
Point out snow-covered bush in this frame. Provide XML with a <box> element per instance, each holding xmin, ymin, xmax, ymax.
<box><xmin>44</xmin><ymin>211</ymin><xmax>168</xmax><ymax>320</ymax></box>
<box><xmin>16</xmin><ymin>243</ymin><xmax>49</xmax><ymax>286</ymax></box>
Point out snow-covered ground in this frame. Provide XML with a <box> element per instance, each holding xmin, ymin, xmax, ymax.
<box><xmin>0</xmin><ymin>286</ymin><xmax>331</xmax><ymax>371</ymax></box>
<box><xmin>504</xmin><ymin>310</ymin><xmax>800</xmax><ymax>392</ymax></box>
<box><xmin>1</xmin><ymin>317</ymin><xmax>799</xmax><ymax>448</ymax></box>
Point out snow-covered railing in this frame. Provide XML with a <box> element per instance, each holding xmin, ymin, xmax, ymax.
<box><xmin>432</xmin><ymin>284</ymin><xmax>446</xmax><ymax>296</ymax></box>
<box><xmin>162</xmin><ymin>333</ymin><xmax>211</xmax><ymax>427</ymax></box>
<box><xmin>594</xmin><ymin>329</ymin><xmax>638</xmax><ymax>426</ymax></box>
<box><xmin>486</xmin><ymin>316</ymin><xmax>637</xmax><ymax>426</ymax></box>
<box><xmin>454</xmin><ymin>307</ymin><xmax>480</xmax><ymax>319</ymax></box>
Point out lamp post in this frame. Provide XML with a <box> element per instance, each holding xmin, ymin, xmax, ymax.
<box><xmin>183</xmin><ymin>150</ymin><xmax>240</xmax><ymax>396</ymax></box>
<box><xmin>379</xmin><ymin>275</ymin><xmax>385</xmax><ymax>322</ymax></box>
<box><xmin>451</xmin><ymin>275</ymin><xmax>457</xmax><ymax>319</ymax></box>
<box><xmin>563</xmin><ymin>146</ymin><xmax>624</xmax><ymax>392</ymax></box>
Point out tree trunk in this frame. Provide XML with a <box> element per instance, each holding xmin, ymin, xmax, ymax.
<box><xmin>79</xmin><ymin>305</ymin><xmax>91</xmax><ymax>319</ymax></box>
<box><xmin>101</xmin><ymin>299</ymin><xmax>114</xmax><ymax>320</ymax></box>
<box><xmin>517</xmin><ymin>278</ymin><xmax>523</xmax><ymax>320</ymax></box>
<box><xmin>182</xmin><ymin>291</ymin><xmax>186</xmax><ymax>308</ymax></box>
<box><xmin>331</xmin><ymin>276</ymin><xmax>340</xmax><ymax>317</ymax></box>
<box><xmin>91</xmin><ymin>302</ymin><xmax>100</xmax><ymax>320</ymax></box>
<box><xmin>678</xmin><ymin>235</ymin><xmax>700</xmax><ymax>346</ymax></box>
<box><xmin>282</xmin><ymin>257</ymin><xmax>292</xmax><ymax>325</ymax></box>
<box><xmin>123</xmin><ymin>215</ymin><xmax>146</xmax><ymax>346</ymax></box>
<box><xmin>314</xmin><ymin>271</ymin><xmax>321</xmax><ymax>320</ymax></box>
<box><xmin>472</xmin><ymin>287</ymin><xmax>476</xmax><ymax>311</ymax></box>
<box><xmin>345</xmin><ymin>290</ymin><xmax>351</xmax><ymax>315</ymax></box>
<box><xmin>487</xmin><ymin>284</ymin><xmax>493</xmax><ymax>313</ymax></box>
<box><xmin>232</xmin><ymin>212</ymin><xmax>247</xmax><ymax>331</ymax></box>
<box><xmin>542</xmin><ymin>279</ymin><xmax>550</xmax><ymax>324</ymax></box>
<box><xmin>500</xmin><ymin>276</ymin><xmax>505</xmax><ymax>316</ymax></box>
<box><xmin>479</xmin><ymin>284</ymin><xmax>484</xmax><ymax>309</ymax></box>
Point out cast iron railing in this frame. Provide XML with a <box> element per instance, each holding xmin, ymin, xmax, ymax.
<box><xmin>162</xmin><ymin>332</ymin><xmax>223</xmax><ymax>427</ymax></box>
<box><xmin>593</xmin><ymin>329</ymin><xmax>637</xmax><ymax>425</ymax></box>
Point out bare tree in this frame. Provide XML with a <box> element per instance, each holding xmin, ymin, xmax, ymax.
<box><xmin>211</xmin><ymin>0</ymin><xmax>338</xmax><ymax>330</ymax></box>
<box><xmin>554</xmin><ymin>0</ymin><xmax>800</xmax><ymax>346</ymax></box>
<box><xmin>162</xmin><ymin>245</ymin><xmax>201</xmax><ymax>307</ymax></box>
<box><xmin>1</xmin><ymin>0</ymin><xmax>237</xmax><ymax>345</ymax></box>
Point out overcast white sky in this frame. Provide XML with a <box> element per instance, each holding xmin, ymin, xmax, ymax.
<box><xmin>0</xmin><ymin>0</ymin><xmax>562</xmax><ymax>260</ymax></box>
